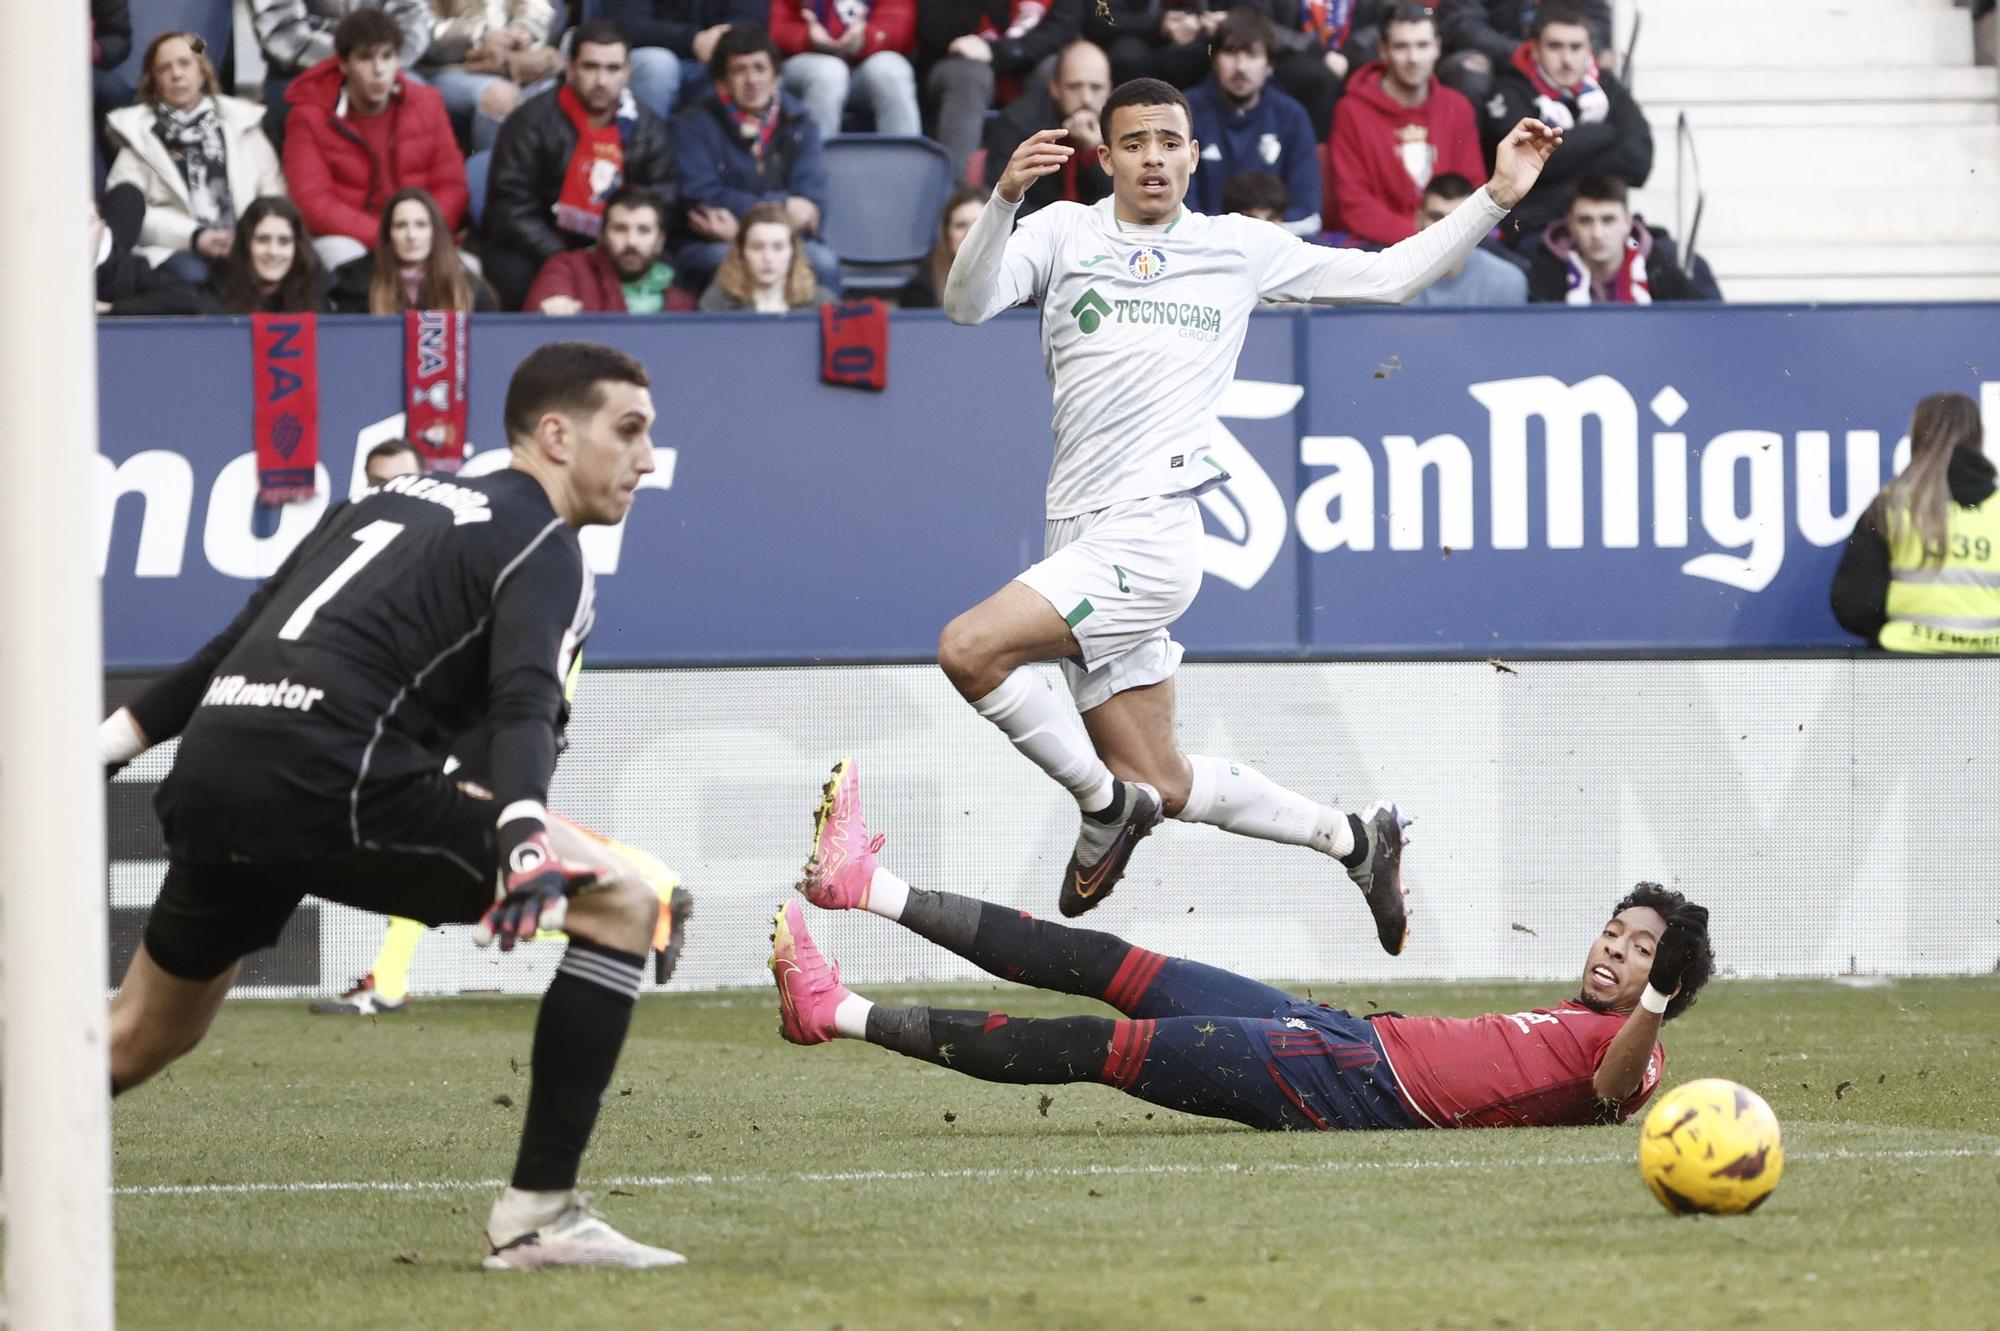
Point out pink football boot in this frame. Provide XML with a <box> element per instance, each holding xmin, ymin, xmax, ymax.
<box><xmin>798</xmin><ymin>758</ymin><xmax>884</xmax><ymax>910</ymax></box>
<box><xmin>769</xmin><ymin>900</ymin><xmax>850</xmax><ymax>1046</ymax></box>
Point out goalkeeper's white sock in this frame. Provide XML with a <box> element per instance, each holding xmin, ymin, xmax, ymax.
<box><xmin>488</xmin><ymin>1186</ymin><xmax>571</xmax><ymax>1240</ymax></box>
<box><xmin>1174</xmin><ymin>754</ymin><xmax>1355</xmax><ymax>858</ymax></box>
<box><xmin>971</xmin><ymin>667</ymin><xmax>1116</xmax><ymax>813</ymax></box>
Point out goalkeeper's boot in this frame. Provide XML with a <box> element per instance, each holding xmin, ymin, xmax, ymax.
<box><xmin>483</xmin><ymin>1193</ymin><xmax>686</xmax><ymax>1270</ymax></box>
<box><xmin>653</xmin><ymin>886</ymin><xmax>694</xmax><ymax>985</ymax></box>
<box><xmin>798</xmin><ymin>757</ymin><xmax>883</xmax><ymax>910</ymax></box>
<box><xmin>1058</xmin><ymin>781</ymin><xmax>1163</xmax><ymax>918</ymax></box>
<box><xmin>308</xmin><ymin>973</ymin><xmax>408</xmax><ymax>1016</ymax></box>
<box><xmin>1345</xmin><ymin>801</ymin><xmax>1410</xmax><ymax>956</ymax></box>
<box><xmin>769</xmin><ymin>901</ymin><xmax>849</xmax><ymax>1046</ymax></box>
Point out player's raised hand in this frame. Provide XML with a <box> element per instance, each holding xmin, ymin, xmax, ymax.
<box><xmin>476</xmin><ymin>825</ymin><xmax>601</xmax><ymax>951</ymax></box>
<box><xmin>1487</xmin><ymin>118</ymin><xmax>1564</xmax><ymax>210</ymax></box>
<box><xmin>997</xmin><ymin>128</ymin><xmax>1075</xmax><ymax>207</ymax></box>
<box><xmin>1646</xmin><ymin>904</ymin><xmax>1710</xmax><ymax>999</ymax></box>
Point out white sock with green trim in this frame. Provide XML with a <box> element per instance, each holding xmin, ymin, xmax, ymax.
<box><xmin>1175</xmin><ymin>754</ymin><xmax>1352</xmax><ymax>856</ymax></box>
<box><xmin>971</xmin><ymin>667</ymin><xmax>1115</xmax><ymax>812</ymax></box>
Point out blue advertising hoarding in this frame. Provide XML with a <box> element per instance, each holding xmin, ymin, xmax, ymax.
<box><xmin>96</xmin><ymin>305</ymin><xmax>2000</xmax><ymax>667</ymax></box>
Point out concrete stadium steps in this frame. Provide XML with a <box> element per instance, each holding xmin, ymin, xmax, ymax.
<box><xmin>1635</xmin><ymin>1</ymin><xmax>1977</xmax><ymax>70</ymax></box>
<box><xmin>1628</xmin><ymin>0</ymin><xmax>2000</xmax><ymax>301</ymax></box>
<box><xmin>1720</xmin><ymin>274</ymin><xmax>2000</xmax><ymax>302</ymax></box>
<box><xmin>1643</xmin><ymin>124</ymin><xmax>2000</xmax><ymax>188</ymax></box>
<box><xmin>1647</xmin><ymin>99</ymin><xmax>1997</xmax><ymax>130</ymax></box>
<box><xmin>1631</xmin><ymin>186</ymin><xmax>2000</xmax><ymax>247</ymax></box>
<box><xmin>1639</xmin><ymin>66</ymin><xmax>2000</xmax><ymax>108</ymax></box>
<box><xmin>1697</xmin><ymin>245</ymin><xmax>2000</xmax><ymax>304</ymax></box>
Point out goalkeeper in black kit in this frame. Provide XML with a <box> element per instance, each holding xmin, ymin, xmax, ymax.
<box><xmin>98</xmin><ymin>341</ymin><xmax>685</xmax><ymax>1271</ymax></box>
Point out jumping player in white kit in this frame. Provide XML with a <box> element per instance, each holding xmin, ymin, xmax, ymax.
<box><xmin>880</xmin><ymin>76</ymin><xmax>1563</xmax><ymax>940</ymax></box>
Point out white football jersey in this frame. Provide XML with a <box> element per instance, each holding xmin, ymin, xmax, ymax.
<box><xmin>962</xmin><ymin>196</ymin><xmax>1347</xmax><ymax>518</ymax></box>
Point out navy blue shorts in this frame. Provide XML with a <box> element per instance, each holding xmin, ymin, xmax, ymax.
<box><xmin>1097</xmin><ymin>953</ymin><xmax>1416</xmax><ymax>1132</ymax></box>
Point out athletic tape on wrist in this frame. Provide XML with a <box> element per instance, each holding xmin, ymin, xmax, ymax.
<box><xmin>98</xmin><ymin>708</ymin><xmax>146</xmax><ymax>766</ymax></box>
<box><xmin>496</xmin><ymin>799</ymin><xmax>548</xmax><ymax>830</ymax></box>
<box><xmin>1639</xmin><ymin>985</ymin><xmax>1672</xmax><ymax>1015</ymax></box>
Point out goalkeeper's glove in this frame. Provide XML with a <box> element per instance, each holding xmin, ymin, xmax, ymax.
<box><xmin>475</xmin><ymin>819</ymin><xmax>599</xmax><ymax>951</ymax></box>
<box><xmin>1641</xmin><ymin>904</ymin><xmax>1709</xmax><ymax>1013</ymax></box>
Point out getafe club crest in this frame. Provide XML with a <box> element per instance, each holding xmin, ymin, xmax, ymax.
<box><xmin>1127</xmin><ymin>247</ymin><xmax>1167</xmax><ymax>281</ymax></box>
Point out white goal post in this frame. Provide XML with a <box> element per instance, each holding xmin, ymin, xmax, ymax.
<box><xmin>0</xmin><ymin>0</ymin><xmax>116</xmax><ymax>1324</ymax></box>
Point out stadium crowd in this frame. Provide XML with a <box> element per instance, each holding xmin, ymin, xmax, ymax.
<box><xmin>89</xmin><ymin>0</ymin><xmax>1719</xmax><ymax>317</ymax></box>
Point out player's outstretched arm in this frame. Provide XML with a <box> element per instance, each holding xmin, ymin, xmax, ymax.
<box><xmin>1592</xmin><ymin>904</ymin><xmax>1709</xmax><ymax>1104</ymax></box>
<box><xmin>942</xmin><ymin>129</ymin><xmax>1066</xmax><ymax>326</ymax></box>
<box><xmin>1306</xmin><ymin>118</ymin><xmax>1563</xmax><ymax>307</ymax></box>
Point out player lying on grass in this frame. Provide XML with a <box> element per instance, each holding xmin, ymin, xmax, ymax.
<box><xmin>97</xmin><ymin>341</ymin><xmax>684</xmax><ymax>1270</ymax></box>
<box><xmin>770</xmin><ymin>760</ymin><xmax>1712</xmax><ymax>1130</ymax></box>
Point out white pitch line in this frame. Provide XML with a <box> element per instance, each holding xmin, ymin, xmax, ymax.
<box><xmin>112</xmin><ymin>1146</ymin><xmax>2000</xmax><ymax>1199</ymax></box>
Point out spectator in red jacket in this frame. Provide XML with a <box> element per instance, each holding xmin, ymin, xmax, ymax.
<box><xmin>1327</xmin><ymin>3</ymin><xmax>1485</xmax><ymax>245</ymax></box>
<box><xmin>770</xmin><ymin>0</ymin><xmax>921</xmax><ymax>140</ymax></box>
<box><xmin>525</xmin><ymin>186</ymin><xmax>697</xmax><ymax>313</ymax></box>
<box><xmin>282</xmin><ymin>7</ymin><xmax>470</xmax><ymax>268</ymax></box>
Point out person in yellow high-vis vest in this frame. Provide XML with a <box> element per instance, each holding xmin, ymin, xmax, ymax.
<box><xmin>1832</xmin><ymin>391</ymin><xmax>2000</xmax><ymax>654</ymax></box>
<box><xmin>313</xmin><ymin>652</ymin><xmax>691</xmax><ymax>1014</ymax></box>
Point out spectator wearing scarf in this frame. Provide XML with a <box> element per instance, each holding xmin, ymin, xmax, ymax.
<box><xmin>672</xmin><ymin>25</ymin><xmax>839</xmax><ymax>292</ymax></box>
<box><xmin>1505</xmin><ymin>37</ymin><xmax>1605</xmax><ymax>128</ymax></box>
<box><xmin>1525</xmin><ymin>174</ymin><xmax>1704</xmax><ymax>304</ymax></box>
<box><xmin>1480</xmin><ymin>4</ymin><xmax>1650</xmax><ymax>240</ymax></box>
<box><xmin>1435</xmin><ymin>0</ymin><xmax>1612</xmax><ymax>105</ymax></box>
<box><xmin>554</xmin><ymin>81</ymin><xmax>643</xmax><ymax>237</ymax></box>
<box><xmin>481</xmin><ymin>18</ymin><xmax>678</xmax><ymax>309</ymax></box>
<box><xmin>106</xmin><ymin>31</ymin><xmax>287</xmax><ymax>282</ymax></box>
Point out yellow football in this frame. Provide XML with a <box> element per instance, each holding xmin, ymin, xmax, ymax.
<box><xmin>1638</xmin><ymin>1078</ymin><xmax>1784</xmax><ymax>1215</ymax></box>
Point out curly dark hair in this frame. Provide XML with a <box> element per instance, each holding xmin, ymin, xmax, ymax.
<box><xmin>1613</xmin><ymin>882</ymin><xmax>1713</xmax><ymax>1021</ymax></box>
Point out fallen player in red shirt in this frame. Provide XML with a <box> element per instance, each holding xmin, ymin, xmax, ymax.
<box><xmin>769</xmin><ymin>759</ymin><xmax>1712</xmax><ymax>1131</ymax></box>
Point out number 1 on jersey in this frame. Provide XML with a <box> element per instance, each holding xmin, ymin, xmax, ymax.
<box><xmin>277</xmin><ymin>520</ymin><xmax>405</xmax><ymax>641</ymax></box>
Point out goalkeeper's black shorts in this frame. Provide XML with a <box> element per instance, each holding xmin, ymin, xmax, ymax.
<box><xmin>141</xmin><ymin>780</ymin><xmax>497</xmax><ymax>982</ymax></box>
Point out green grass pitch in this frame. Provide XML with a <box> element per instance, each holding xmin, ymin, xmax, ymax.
<box><xmin>110</xmin><ymin>975</ymin><xmax>1999</xmax><ymax>1331</ymax></box>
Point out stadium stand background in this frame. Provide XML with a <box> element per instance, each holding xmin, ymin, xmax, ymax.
<box><xmin>1625</xmin><ymin>0</ymin><xmax>2000</xmax><ymax>302</ymax></box>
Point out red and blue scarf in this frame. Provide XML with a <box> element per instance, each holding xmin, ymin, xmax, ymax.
<box><xmin>554</xmin><ymin>82</ymin><xmax>637</xmax><ymax>239</ymax></box>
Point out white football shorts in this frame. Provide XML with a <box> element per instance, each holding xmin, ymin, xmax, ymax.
<box><xmin>1015</xmin><ymin>492</ymin><xmax>1205</xmax><ymax>713</ymax></box>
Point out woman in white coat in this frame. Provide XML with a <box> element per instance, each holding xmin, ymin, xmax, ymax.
<box><xmin>105</xmin><ymin>32</ymin><xmax>287</xmax><ymax>285</ymax></box>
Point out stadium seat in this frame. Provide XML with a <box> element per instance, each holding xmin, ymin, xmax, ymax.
<box><xmin>819</xmin><ymin>135</ymin><xmax>954</xmax><ymax>293</ymax></box>
<box><xmin>465</xmin><ymin>149</ymin><xmax>492</xmax><ymax>229</ymax></box>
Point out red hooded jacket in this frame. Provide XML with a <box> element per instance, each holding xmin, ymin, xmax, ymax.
<box><xmin>282</xmin><ymin>57</ymin><xmax>469</xmax><ymax>246</ymax></box>
<box><xmin>1325</xmin><ymin>61</ymin><xmax>1486</xmax><ymax>245</ymax></box>
<box><xmin>770</xmin><ymin>0</ymin><xmax>917</xmax><ymax>61</ymax></box>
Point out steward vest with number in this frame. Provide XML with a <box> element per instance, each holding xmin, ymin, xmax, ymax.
<box><xmin>1879</xmin><ymin>490</ymin><xmax>2000</xmax><ymax>653</ymax></box>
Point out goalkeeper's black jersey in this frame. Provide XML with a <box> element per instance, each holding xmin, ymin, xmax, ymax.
<box><xmin>135</xmin><ymin>468</ymin><xmax>592</xmax><ymax>859</ymax></box>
